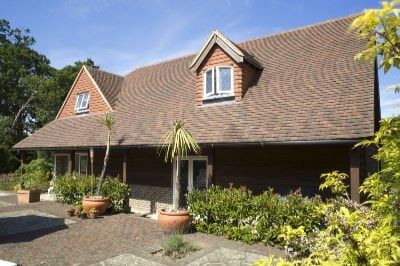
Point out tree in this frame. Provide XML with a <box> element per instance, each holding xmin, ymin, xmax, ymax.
<box><xmin>0</xmin><ymin>19</ymin><xmax>52</xmax><ymax>141</ymax></box>
<box><xmin>158</xmin><ymin>120</ymin><xmax>201</xmax><ymax>210</ymax></box>
<box><xmin>0</xmin><ymin>18</ymin><xmax>98</xmax><ymax>173</ymax></box>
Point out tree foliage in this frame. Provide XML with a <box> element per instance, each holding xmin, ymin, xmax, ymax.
<box><xmin>0</xmin><ymin>19</ymin><xmax>98</xmax><ymax>173</ymax></box>
<box><xmin>351</xmin><ymin>0</ymin><xmax>400</xmax><ymax>75</ymax></box>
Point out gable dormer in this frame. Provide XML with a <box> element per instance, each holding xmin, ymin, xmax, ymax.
<box><xmin>56</xmin><ymin>66</ymin><xmax>113</xmax><ymax>119</ymax></box>
<box><xmin>190</xmin><ymin>30</ymin><xmax>261</xmax><ymax>106</ymax></box>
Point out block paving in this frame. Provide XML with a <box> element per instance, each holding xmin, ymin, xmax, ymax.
<box><xmin>0</xmin><ymin>192</ymin><xmax>283</xmax><ymax>265</ymax></box>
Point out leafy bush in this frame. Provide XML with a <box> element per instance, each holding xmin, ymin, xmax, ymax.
<box><xmin>258</xmin><ymin>170</ymin><xmax>400</xmax><ymax>265</ymax></box>
<box><xmin>14</xmin><ymin>158</ymin><xmax>52</xmax><ymax>190</ymax></box>
<box><xmin>161</xmin><ymin>233</ymin><xmax>199</xmax><ymax>259</ymax></box>
<box><xmin>53</xmin><ymin>173</ymin><xmax>129</xmax><ymax>213</ymax></box>
<box><xmin>187</xmin><ymin>185</ymin><xmax>325</xmax><ymax>245</ymax></box>
<box><xmin>101</xmin><ymin>177</ymin><xmax>130</xmax><ymax>213</ymax></box>
<box><xmin>53</xmin><ymin>173</ymin><xmax>92</xmax><ymax>204</ymax></box>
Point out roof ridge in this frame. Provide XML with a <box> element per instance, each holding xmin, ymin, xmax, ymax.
<box><xmin>125</xmin><ymin>13</ymin><xmax>361</xmax><ymax>77</ymax></box>
<box><xmin>86</xmin><ymin>66</ymin><xmax>124</xmax><ymax>78</ymax></box>
<box><xmin>237</xmin><ymin>12</ymin><xmax>362</xmax><ymax>46</ymax></box>
<box><xmin>123</xmin><ymin>53</ymin><xmax>196</xmax><ymax>77</ymax></box>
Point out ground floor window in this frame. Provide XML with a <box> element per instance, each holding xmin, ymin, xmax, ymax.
<box><xmin>75</xmin><ymin>152</ymin><xmax>88</xmax><ymax>176</ymax></box>
<box><xmin>54</xmin><ymin>154</ymin><xmax>70</xmax><ymax>176</ymax></box>
<box><xmin>173</xmin><ymin>157</ymin><xmax>208</xmax><ymax>205</ymax></box>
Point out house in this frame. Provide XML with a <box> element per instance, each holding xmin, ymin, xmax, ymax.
<box><xmin>14</xmin><ymin>14</ymin><xmax>380</xmax><ymax>213</ymax></box>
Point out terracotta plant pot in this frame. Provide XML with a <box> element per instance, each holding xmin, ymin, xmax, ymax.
<box><xmin>88</xmin><ymin>212</ymin><xmax>98</xmax><ymax>219</ymax></box>
<box><xmin>158</xmin><ymin>208</ymin><xmax>191</xmax><ymax>233</ymax></box>
<box><xmin>17</xmin><ymin>189</ymin><xmax>40</xmax><ymax>204</ymax></box>
<box><xmin>82</xmin><ymin>197</ymin><xmax>109</xmax><ymax>215</ymax></box>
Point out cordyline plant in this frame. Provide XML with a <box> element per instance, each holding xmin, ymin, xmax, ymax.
<box><xmin>158</xmin><ymin>120</ymin><xmax>201</xmax><ymax>210</ymax></box>
<box><xmin>96</xmin><ymin>112</ymin><xmax>114</xmax><ymax>196</ymax></box>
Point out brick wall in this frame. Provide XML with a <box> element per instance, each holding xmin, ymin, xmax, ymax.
<box><xmin>58</xmin><ymin>68</ymin><xmax>111</xmax><ymax>119</ymax></box>
<box><xmin>129</xmin><ymin>184</ymin><xmax>173</xmax><ymax>214</ymax></box>
<box><xmin>195</xmin><ymin>45</ymin><xmax>256</xmax><ymax>105</ymax></box>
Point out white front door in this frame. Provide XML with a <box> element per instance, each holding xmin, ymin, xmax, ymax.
<box><xmin>172</xmin><ymin>157</ymin><xmax>208</xmax><ymax>206</ymax></box>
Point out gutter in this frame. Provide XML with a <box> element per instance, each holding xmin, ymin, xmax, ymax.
<box><xmin>13</xmin><ymin>139</ymin><xmax>363</xmax><ymax>151</ymax></box>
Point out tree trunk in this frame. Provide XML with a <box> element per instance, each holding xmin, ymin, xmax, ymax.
<box><xmin>173</xmin><ymin>157</ymin><xmax>180</xmax><ymax>210</ymax></box>
<box><xmin>96</xmin><ymin>133</ymin><xmax>110</xmax><ymax>196</ymax></box>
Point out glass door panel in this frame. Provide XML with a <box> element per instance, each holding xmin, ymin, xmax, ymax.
<box><xmin>193</xmin><ymin>160</ymin><xmax>207</xmax><ymax>190</ymax></box>
<box><xmin>179</xmin><ymin>160</ymin><xmax>189</xmax><ymax>207</ymax></box>
<box><xmin>55</xmin><ymin>155</ymin><xmax>69</xmax><ymax>176</ymax></box>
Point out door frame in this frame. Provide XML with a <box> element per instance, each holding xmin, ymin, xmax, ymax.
<box><xmin>172</xmin><ymin>156</ymin><xmax>208</xmax><ymax>204</ymax></box>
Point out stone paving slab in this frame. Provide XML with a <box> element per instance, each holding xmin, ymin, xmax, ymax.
<box><xmin>0</xmin><ymin>200</ymin><xmax>13</xmax><ymax>207</ymax></box>
<box><xmin>92</xmin><ymin>254</ymin><xmax>165</xmax><ymax>266</ymax></box>
<box><xmin>187</xmin><ymin>247</ymin><xmax>267</xmax><ymax>266</ymax></box>
<box><xmin>0</xmin><ymin>209</ymin><xmax>75</xmax><ymax>237</ymax></box>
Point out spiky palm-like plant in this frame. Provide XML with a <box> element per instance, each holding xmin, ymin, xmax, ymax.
<box><xmin>96</xmin><ymin>112</ymin><xmax>114</xmax><ymax>196</ymax></box>
<box><xmin>158</xmin><ymin>120</ymin><xmax>201</xmax><ymax>210</ymax></box>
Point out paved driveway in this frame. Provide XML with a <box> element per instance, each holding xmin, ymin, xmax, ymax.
<box><xmin>0</xmin><ymin>192</ymin><xmax>283</xmax><ymax>265</ymax></box>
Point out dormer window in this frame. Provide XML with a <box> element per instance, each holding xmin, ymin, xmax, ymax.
<box><xmin>75</xmin><ymin>92</ymin><xmax>90</xmax><ymax>113</ymax></box>
<box><xmin>204</xmin><ymin>66</ymin><xmax>234</xmax><ymax>98</ymax></box>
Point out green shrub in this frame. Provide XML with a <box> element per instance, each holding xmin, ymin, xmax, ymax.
<box><xmin>14</xmin><ymin>158</ymin><xmax>52</xmax><ymax>190</ymax></box>
<box><xmin>101</xmin><ymin>177</ymin><xmax>130</xmax><ymax>213</ymax></box>
<box><xmin>187</xmin><ymin>185</ymin><xmax>325</xmax><ymax>245</ymax></box>
<box><xmin>53</xmin><ymin>173</ymin><xmax>92</xmax><ymax>204</ymax></box>
<box><xmin>53</xmin><ymin>173</ymin><xmax>129</xmax><ymax>213</ymax></box>
<box><xmin>259</xmin><ymin>170</ymin><xmax>400</xmax><ymax>265</ymax></box>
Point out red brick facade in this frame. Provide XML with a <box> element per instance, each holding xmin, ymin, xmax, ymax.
<box><xmin>58</xmin><ymin>69</ymin><xmax>111</xmax><ymax>119</ymax></box>
<box><xmin>195</xmin><ymin>44</ymin><xmax>257</xmax><ymax>106</ymax></box>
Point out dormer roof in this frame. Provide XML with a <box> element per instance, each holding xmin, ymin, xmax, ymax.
<box><xmin>189</xmin><ymin>29</ymin><xmax>261</xmax><ymax>72</ymax></box>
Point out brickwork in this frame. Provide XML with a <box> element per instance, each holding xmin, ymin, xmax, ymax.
<box><xmin>58</xmin><ymin>68</ymin><xmax>111</xmax><ymax>119</ymax></box>
<box><xmin>129</xmin><ymin>184</ymin><xmax>173</xmax><ymax>214</ymax></box>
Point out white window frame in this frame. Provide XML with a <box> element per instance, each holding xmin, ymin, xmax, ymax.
<box><xmin>172</xmin><ymin>156</ymin><xmax>208</xmax><ymax>203</ymax></box>
<box><xmin>204</xmin><ymin>68</ymin><xmax>215</xmax><ymax>97</ymax></box>
<box><xmin>54</xmin><ymin>153</ymin><xmax>71</xmax><ymax>176</ymax></box>
<box><xmin>203</xmin><ymin>66</ymin><xmax>234</xmax><ymax>98</ymax></box>
<box><xmin>75</xmin><ymin>92</ymin><xmax>90</xmax><ymax>113</ymax></box>
<box><xmin>75</xmin><ymin>152</ymin><xmax>88</xmax><ymax>176</ymax></box>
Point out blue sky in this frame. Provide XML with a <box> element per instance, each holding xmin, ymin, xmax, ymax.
<box><xmin>1</xmin><ymin>0</ymin><xmax>399</xmax><ymax>117</ymax></box>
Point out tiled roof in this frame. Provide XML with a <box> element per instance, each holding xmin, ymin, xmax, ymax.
<box><xmin>14</xmin><ymin>14</ymin><xmax>378</xmax><ymax>150</ymax></box>
<box><xmin>86</xmin><ymin>67</ymin><xmax>123</xmax><ymax>109</ymax></box>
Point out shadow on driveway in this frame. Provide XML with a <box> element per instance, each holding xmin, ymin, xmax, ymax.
<box><xmin>0</xmin><ymin>211</ymin><xmax>74</xmax><ymax>244</ymax></box>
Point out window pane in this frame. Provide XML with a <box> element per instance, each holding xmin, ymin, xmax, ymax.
<box><xmin>205</xmin><ymin>70</ymin><xmax>213</xmax><ymax>94</ymax></box>
<box><xmin>75</xmin><ymin>94</ymin><xmax>83</xmax><ymax>109</ymax></box>
<box><xmin>219</xmin><ymin>67</ymin><xmax>232</xmax><ymax>92</ymax></box>
<box><xmin>81</xmin><ymin>94</ymin><xmax>89</xmax><ymax>109</ymax></box>
<box><xmin>80</xmin><ymin>155</ymin><xmax>88</xmax><ymax>176</ymax></box>
<box><xmin>76</xmin><ymin>93</ymin><xmax>89</xmax><ymax>110</ymax></box>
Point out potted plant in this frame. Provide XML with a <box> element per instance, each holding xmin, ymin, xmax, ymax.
<box><xmin>15</xmin><ymin>158</ymin><xmax>52</xmax><ymax>204</ymax></box>
<box><xmin>75</xmin><ymin>203</ymin><xmax>83</xmax><ymax>217</ymax></box>
<box><xmin>88</xmin><ymin>208</ymin><xmax>99</xmax><ymax>219</ymax></box>
<box><xmin>157</xmin><ymin>120</ymin><xmax>201</xmax><ymax>233</ymax></box>
<box><xmin>82</xmin><ymin>113</ymin><xmax>113</xmax><ymax>215</ymax></box>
